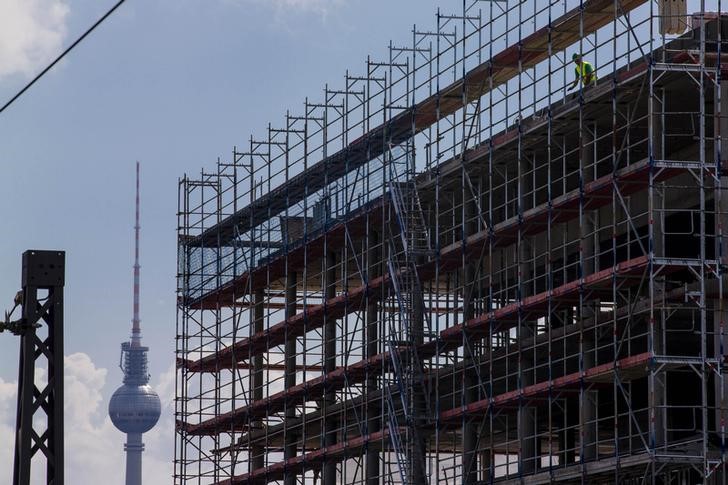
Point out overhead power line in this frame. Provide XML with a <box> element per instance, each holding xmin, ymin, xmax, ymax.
<box><xmin>0</xmin><ymin>0</ymin><xmax>127</xmax><ymax>115</ymax></box>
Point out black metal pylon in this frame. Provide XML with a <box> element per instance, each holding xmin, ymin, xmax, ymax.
<box><xmin>8</xmin><ymin>250</ymin><xmax>66</xmax><ymax>485</ymax></box>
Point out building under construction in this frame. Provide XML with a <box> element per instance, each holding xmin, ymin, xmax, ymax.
<box><xmin>175</xmin><ymin>1</ymin><xmax>728</xmax><ymax>483</ymax></box>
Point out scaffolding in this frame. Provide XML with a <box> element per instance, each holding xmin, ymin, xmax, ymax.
<box><xmin>175</xmin><ymin>1</ymin><xmax>728</xmax><ymax>483</ymax></box>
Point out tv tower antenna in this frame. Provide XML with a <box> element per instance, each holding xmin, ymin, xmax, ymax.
<box><xmin>132</xmin><ymin>160</ymin><xmax>141</xmax><ymax>346</ymax></box>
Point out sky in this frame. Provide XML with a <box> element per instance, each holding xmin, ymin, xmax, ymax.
<box><xmin>0</xmin><ymin>0</ymin><xmax>720</xmax><ymax>483</ymax></box>
<box><xmin>0</xmin><ymin>0</ymin><xmax>447</xmax><ymax>483</ymax></box>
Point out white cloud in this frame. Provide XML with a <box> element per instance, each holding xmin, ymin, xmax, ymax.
<box><xmin>0</xmin><ymin>376</ymin><xmax>17</xmax><ymax>478</ymax></box>
<box><xmin>0</xmin><ymin>0</ymin><xmax>70</xmax><ymax>79</ymax></box>
<box><xmin>270</xmin><ymin>0</ymin><xmax>342</xmax><ymax>9</ymax></box>
<box><xmin>0</xmin><ymin>353</ymin><xmax>175</xmax><ymax>485</ymax></box>
<box><xmin>225</xmin><ymin>0</ymin><xmax>344</xmax><ymax>17</ymax></box>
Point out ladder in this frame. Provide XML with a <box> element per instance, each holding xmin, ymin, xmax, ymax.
<box><xmin>383</xmin><ymin>332</ymin><xmax>410</xmax><ymax>484</ymax></box>
<box><xmin>383</xmin><ymin>144</ymin><xmax>433</xmax><ymax>483</ymax></box>
<box><xmin>388</xmin><ymin>179</ymin><xmax>431</xmax><ymax>257</ymax></box>
<box><xmin>386</xmin><ymin>258</ymin><xmax>432</xmax><ymax>420</ymax></box>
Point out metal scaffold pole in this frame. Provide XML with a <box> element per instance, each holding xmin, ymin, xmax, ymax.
<box><xmin>174</xmin><ymin>1</ymin><xmax>728</xmax><ymax>483</ymax></box>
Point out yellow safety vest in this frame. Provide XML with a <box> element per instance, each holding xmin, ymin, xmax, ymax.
<box><xmin>575</xmin><ymin>61</ymin><xmax>597</xmax><ymax>83</ymax></box>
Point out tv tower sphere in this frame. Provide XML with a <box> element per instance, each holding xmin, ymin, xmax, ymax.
<box><xmin>108</xmin><ymin>374</ymin><xmax>161</xmax><ymax>434</ymax></box>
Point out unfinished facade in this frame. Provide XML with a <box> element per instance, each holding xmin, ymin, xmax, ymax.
<box><xmin>175</xmin><ymin>1</ymin><xmax>728</xmax><ymax>483</ymax></box>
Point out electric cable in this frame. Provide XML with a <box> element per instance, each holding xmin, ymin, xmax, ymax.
<box><xmin>0</xmin><ymin>0</ymin><xmax>127</xmax><ymax>115</ymax></box>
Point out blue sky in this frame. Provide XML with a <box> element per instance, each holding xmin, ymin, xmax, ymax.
<box><xmin>0</xmin><ymin>0</ymin><xmax>717</xmax><ymax>483</ymax></box>
<box><xmin>0</xmin><ymin>0</ymin><xmax>445</xmax><ymax>482</ymax></box>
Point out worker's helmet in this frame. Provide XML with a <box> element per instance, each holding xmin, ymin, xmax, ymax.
<box><xmin>572</xmin><ymin>52</ymin><xmax>581</xmax><ymax>61</ymax></box>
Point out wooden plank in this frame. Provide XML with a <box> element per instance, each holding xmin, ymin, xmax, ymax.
<box><xmin>181</xmin><ymin>256</ymin><xmax>662</xmax><ymax>436</ymax></box>
<box><xmin>439</xmin><ymin>352</ymin><xmax>651</xmax><ymax>422</ymax></box>
<box><xmin>214</xmin><ymin>429</ymin><xmax>398</xmax><ymax>485</ymax></box>
<box><xmin>188</xmin><ymin>0</ymin><xmax>648</xmax><ymax>249</ymax></box>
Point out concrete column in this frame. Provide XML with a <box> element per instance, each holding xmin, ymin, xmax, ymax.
<box><xmin>518</xmin><ymin>156</ymin><xmax>538</xmax><ymax>476</ymax></box>
<box><xmin>479</xmin><ymin>449</ymin><xmax>492</xmax><ymax>483</ymax></box>
<box><xmin>366</xmin><ymin>230</ymin><xmax>380</xmax><ymax>485</ymax></box>
<box><xmin>124</xmin><ymin>432</ymin><xmax>143</xmax><ymax>485</ymax></box>
<box><xmin>651</xmin><ymin>341</ymin><xmax>666</xmax><ymax>452</ymax></box>
<box><xmin>580</xmin><ymin>123</ymin><xmax>598</xmax><ymax>462</ymax></box>
<box><xmin>462</xmin><ymin>197</ymin><xmax>479</xmax><ymax>485</ymax></box>
<box><xmin>518</xmin><ymin>347</ymin><xmax>537</xmax><ymax>475</ymax></box>
<box><xmin>580</xmin><ymin>340</ymin><xmax>598</xmax><ymax>462</ymax></box>
<box><xmin>581</xmin><ymin>123</ymin><xmax>597</xmax><ymax>277</ymax></box>
<box><xmin>650</xmin><ymin>90</ymin><xmax>666</xmax><ymax>451</ymax></box>
<box><xmin>519</xmin><ymin>156</ymin><xmax>533</xmax><ymax>299</ymax></box>
<box><xmin>251</xmin><ymin>288</ymin><xmax>265</xmax><ymax>472</ymax></box>
<box><xmin>713</xmin><ymin>81</ymin><xmax>728</xmax><ymax>452</ymax></box>
<box><xmin>714</xmin><ymin>302</ymin><xmax>727</xmax><ymax>441</ymax></box>
<box><xmin>284</xmin><ymin>270</ymin><xmax>298</xmax><ymax>485</ymax></box>
<box><xmin>652</xmin><ymin>88</ymin><xmax>665</xmax><ymax>259</ymax></box>
<box><xmin>409</xmin><ymin>261</ymin><xmax>428</xmax><ymax>485</ymax></box>
<box><xmin>322</xmin><ymin>251</ymin><xmax>337</xmax><ymax>485</ymax></box>
<box><xmin>563</xmin><ymin>398</ymin><xmax>578</xmax><ymax>464</ymax></box>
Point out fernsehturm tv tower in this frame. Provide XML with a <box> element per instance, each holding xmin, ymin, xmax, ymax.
<box><xmin>108</xmin><ymin>162</ymin><xmax>161</xmax><ymax>485</ymax></box>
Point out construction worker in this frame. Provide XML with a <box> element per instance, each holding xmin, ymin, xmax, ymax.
<box><xmin>568</xmin><ymin>53</ymin><xmax>597</xmax><ymax>91</ymax></box>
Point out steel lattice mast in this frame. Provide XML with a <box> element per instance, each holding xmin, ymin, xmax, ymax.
<box><xmin>132</xmin><ymin>161</ymin><xmax>141</xmax><ymax>348</ymax></box>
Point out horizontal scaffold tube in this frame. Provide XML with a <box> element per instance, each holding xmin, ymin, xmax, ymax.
<box><xmin>211</xmin><ymin>354</ymin><xmax>652</xmax><ymax>485</ymax></box>
<box><xmin>179</xmin><ymin>254</ymin><xmax>687</xmax><ymax>436</ymax></box>
<box><xmin>181</xmin><ymin>158</ymin><xmax>684</xmax><ymax>373</ymax></box>
<box><xmin>187</xmin><ymin>0</ymin><xmax>649</xmax><ymax>251</ymax></box>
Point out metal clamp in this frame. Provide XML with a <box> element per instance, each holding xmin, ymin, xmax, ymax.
<box><xmin>0</xmin><ymin>291</ymin><xmax>37</xmax><ymax>336</ymax></box>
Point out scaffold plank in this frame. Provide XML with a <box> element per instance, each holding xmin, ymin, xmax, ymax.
<box><xmin>184</xmin><ymin>273</ymin><xmax>390</xmax><ymax>372</ymax></box>
<box><xmin>180</xmin><ymin>351</ymin><xmax>391</xmax><ymax>435</ymax></box>
<box><xmin>437</xmin><ymin>256</ymin><xmax>654</xmax><ymax>346</ymax></box>
<box><xmin>184</xmin><ymin>42</ymin><xmax>708</xmax><ymax>310</ymax></box>
<box><xmin>184</xmin><ymin>198</ymin><xmax>385</xmax><ymax>309</ymax></box>
<box><xmin>181</xmin><ymin>256</ymin><xmax>660</xmax><ymax>436</ymax></box>
<box><xmin>439</xmin><ymin>352</ymin><xmax>652</xmax><ymax>422</ymax></box>
<box><xmin>211</xmin><ymin>351</ymin><xmax>651</xmax><ymax>485</ymax></box>
<box><xmin>187</xmin><ymin>153</ymin><xmax>685</xmax><ymax>334</ymax></box>
<box><xmin>214</xmin><ymin>429</ymin><xmax>398</xmax><ymax>485</ymax></box>
<box><xmin>183</xmin><ymin>167</ymin><xmax>682</xmax><ymax>372</ymax></box>
<box><xmin>186</xmin><ymin>0</ymin><xmax>649</xmax><ymax>250</ymax></box>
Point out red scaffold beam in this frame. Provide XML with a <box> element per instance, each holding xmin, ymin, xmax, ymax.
<box><xmin>439</xmin><ymin>352</ymin><xmax>652</xmax><ymax>422</ymax></box>
<box><xmin>214</xmin><ymin>429</ymin><xmax>400</xmax><ymax>485</ymax></box>
<box><xmin>183</xmin><ymin>156</ymin><xmax>686</xmax><ymax>373</ymax></box>
<box><xmin>180</xmin><ymin>256</ymin><xmax>671</xmax><ymax>436</ymax></box>
<box><xmin>210</xmin><ymin>352</ymin><xmax>651</xmax><ymax>485</ymax></box>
